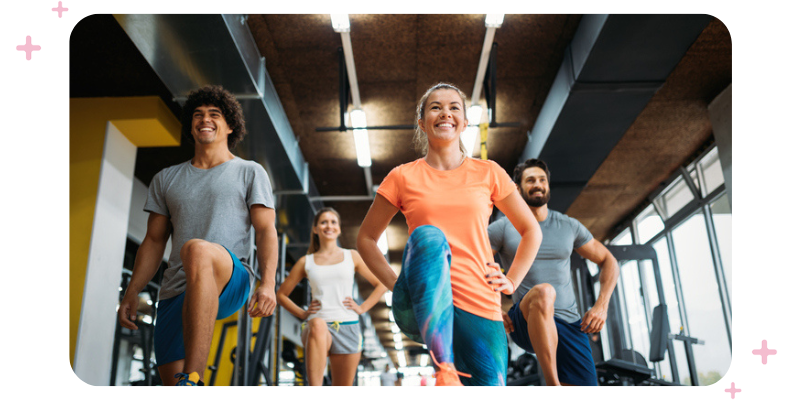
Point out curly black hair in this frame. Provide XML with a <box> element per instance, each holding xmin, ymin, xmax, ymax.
<box><xmin>513</xmin><ymin>158</ymin><xmax>551</xmax><ymax>187</ymax></box>
<box><xmin>180</xmin><ymin>85</ymin><xmax>246</xmax><ymax>150</ymax></box>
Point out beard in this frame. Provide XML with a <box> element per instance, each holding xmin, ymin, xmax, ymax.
<box><xmin>523</xmin><ymin>189</ymin><xmax>550</xmax><ymax>208</ymax></box>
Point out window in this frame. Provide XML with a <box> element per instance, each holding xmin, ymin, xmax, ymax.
<box><xmin>653</xmin><ymin>176</ymin><xmax>696</xmax><ymax>220</ymax></box>
<box><xmin>698</xmin><ymin>148</ymin><xmax>725</xmax><ymax>196</ymax></box>
<box><xmin>619</xmin><ymin>261</ymin><xmax>650</xmax><ymax>365</ymax></box>
<box><xmin>710</xmin><ymin>194</ymin><xmax>732</xmax><ymax>300</ymax></box>
<box><xmin>671</xmin><ymin>213</ymin><xmax>730</xmax><ymax>384</ymax></box>
<box><xmin>635</xmin><ymin>204</ymin><xmax>664</xmax><ymax>244</ymax></box>
<box><xmin>612</xmin><ymin>228</ymin><xmax>633</xmax><ymax>245</ymax></box>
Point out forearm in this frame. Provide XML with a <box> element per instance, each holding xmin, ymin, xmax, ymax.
<box><xmin>504</xmin><ymin>224</ymin><xmax>542</xmax><ymax>289</ymax></box>
<box><xmin>125</xmin><ymin>237</ymin><xmax>167</xmax><ymax>296</ymax></box>
<box><xmin>277</xmin><ymin>292</ymin><xmax>307</xmax><ymax>320</ymax></box>
<box><xmin>356</xmin><ymin>236</ymin><xmax>398</xmax><ymax>291</ymax></box>
<box><xmin>595</xmin><ymin>257</ymin><xmax>619</xmax><ymax>306</ymax></box>
<box><xmin>358</xmin><ymin>284</ymin><xmax>388</xmax><ymax>314</ymax></box>
<box><xmin>255</xmin><ymin>227</ymin><xmax>279</xmax><ymax>288</ymax></box>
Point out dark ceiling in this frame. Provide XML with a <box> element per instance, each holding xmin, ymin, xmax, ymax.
<box><xmin>70</xmin><ymin>14</ymin><xmax>731</xmax><ymax>369</ymax></box>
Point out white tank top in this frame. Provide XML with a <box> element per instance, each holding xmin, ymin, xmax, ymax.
<box><xmin>305</xmin><ymin>249</ymin><xmax>359</xmax><ymax>323</ymax></box>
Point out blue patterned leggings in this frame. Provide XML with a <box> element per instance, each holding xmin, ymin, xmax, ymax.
<box><xmin>392</xmin><ymin>225</ymin><xmax>508</xmax><ymax>385</ymax></box>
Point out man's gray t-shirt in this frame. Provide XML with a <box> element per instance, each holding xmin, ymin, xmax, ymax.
<box><xmin>488</xmin><ymin>210</ymin><xmax>592</xmax><ymax>323</ymax></box>
<box><xmin>144</xmin><ymin>157</ymin><xmax>274</xmax><ymax>300</ymax></box>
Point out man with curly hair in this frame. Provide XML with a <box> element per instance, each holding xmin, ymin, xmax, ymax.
<box><xmin>117</xmin><ymin>85</ymin><xmax>279</xmax><ymax>386</ymax></box>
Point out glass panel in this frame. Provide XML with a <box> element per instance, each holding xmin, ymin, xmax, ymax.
<box><xmin>699</xmin><ymin>148</ymin><xmax>724</xmax><ymax>196</ymax></box>
<box><xmin>657</xmin><ymin>176</ymin><xmax>695</xmax><ymax>219</ymax></box>
<box><xmin>710</xmin><ymin>194</ymin><xmax>732</xmax><ymax>301</ymax></box>
<box><xmin>635</xmin><ymin>204</ymin><xmax>665</xmax><ymax>244</ymax></box>
<box><xmin>672</xmin><ymin>213</ymin><xmax>730</xmax><ymax>385</ymax></box>
<box><xmin>653</xmin><ymin>238</ymin><xmax>686</xmax><ymax>383</ymax></box>
<box><xmin>612</xmin><ymin>228</ymin><xmax>633</xmax><ymax>245</ymax></box>
<box><xmin>619</xmin><ymin>260</ymin><xmax>651</xmax><ymax>367</ymax></box>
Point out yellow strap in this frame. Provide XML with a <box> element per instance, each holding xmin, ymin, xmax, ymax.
<box><xmin>331</xmin><ymin>321</ymin><xmax>341</xmax><ymax>332</ymax></box>
<box><xmin>480</xmin><ymin>122</ymin><xmax>489</xmax><ymax>160</ymax></box>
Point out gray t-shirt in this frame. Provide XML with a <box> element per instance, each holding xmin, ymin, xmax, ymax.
<box><xmin>144</xmin><ymin>157</ymin><xmax>274</xmax><ymax>300</ymax></box>
<box><xmin>488</xmin><ymin>210</ymin><xmax>592</xmax><ymax>323</ymax></box>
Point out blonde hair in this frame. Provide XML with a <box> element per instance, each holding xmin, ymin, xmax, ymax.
<box><xmin>307</xmin><ymin>207</ymin><xmax>341</xmax><ymax>254</ymax></box>
<box><xmin>413</xmin><ymin>82</ymin><xmax>469</xmax><ymax>157</ymax></box>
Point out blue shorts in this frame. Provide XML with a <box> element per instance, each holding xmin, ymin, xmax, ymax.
<box><xmin>154</xmin><ymin>246</ymin><xmax>250</xmax><ymax>367</ymax></box>
<box><xmin>507</xmin><ymin>302</ymin><xmax>598</xmax><ymax>386</ymax></box>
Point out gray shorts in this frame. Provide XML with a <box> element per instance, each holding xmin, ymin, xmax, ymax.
<box><xmin>302</xmin><ymin>320</ymin><xmax>363</xmax><ymax>355</ymax></box>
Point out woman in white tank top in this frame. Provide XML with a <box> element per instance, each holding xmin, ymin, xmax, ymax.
<box><xmin>277</xmin><ymin>207</ymin><xmax>387</xmax><ymax>385</ymax></box>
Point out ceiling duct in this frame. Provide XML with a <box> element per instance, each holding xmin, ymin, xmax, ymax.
<box><xmin>520</xmin><ymin>14</ymin><xmax>713</xmax><ymax>212</ymax></box>
<box><xmin>114</xmin><ymin>14</ymin><xmax>321</xmax><ymax>260</ymax></box>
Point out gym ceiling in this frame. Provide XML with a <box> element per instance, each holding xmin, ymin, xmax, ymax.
<box><xmin>71</xmin><ymin>14</ymin><xmax>731</xmax><ymax>369</ymax></box>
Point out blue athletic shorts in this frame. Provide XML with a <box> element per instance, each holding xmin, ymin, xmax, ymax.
<box><xmin>154</xmin><ymin>246</ymin><xmax>251</xmax><ymax>367</ymax></box>
<box><xmin>507</xmin><ymin>302</ymin><xmax>598</xmax><ymax>386</ymax></box>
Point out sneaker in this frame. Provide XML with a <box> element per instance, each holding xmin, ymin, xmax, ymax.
<box><xmin>175</xmin><ymin>372</ymin><xmax>204</xmax><ymax>386</ymax></box>
<box><xmin>430</xmin><ymin>352</ymin><xmax>470</xmax><ymax>386</ymax></box>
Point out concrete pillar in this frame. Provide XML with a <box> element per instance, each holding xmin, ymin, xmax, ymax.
<box><xmin>70</xmin><ymin>97</ymin><xmax>180</xmax><ymax>385</ymax></box>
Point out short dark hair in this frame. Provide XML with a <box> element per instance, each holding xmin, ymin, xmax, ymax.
<box><xmin>513</xmin><ymin>158</ymin><xmax>551</xmax><ymax>186</ymax></box>
<box><xmin>181</xmin><ymin>85</ymin><xmax>246</xmax><ymax>150</ymax></box>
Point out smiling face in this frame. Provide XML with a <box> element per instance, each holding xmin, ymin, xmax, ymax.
<box><xmin>418</xmin><ymin>89</ymin><xmax>468</xmax><ymax>146</ymax></box>
<box><xmin>191</xmin><ymin>105</ymin><xmax>234</xmax><ymax>146</ymax></box>
<box><xmin>519</xmin><ymin>166</ymin><xmax>551</xmax><ymax>207</ymax></box>
<box><xmin>313</xmin><ymin>211</ymin><xmax>341</xmax><ymax>241</ymax></box>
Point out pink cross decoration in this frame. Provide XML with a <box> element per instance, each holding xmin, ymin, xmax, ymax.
<box><xmin>752</xmin><ymin>339</ymin><xmax>777</xmax><ymax>364</ymax></box>
<box><xmin>724</xmin><ymin>382</ymin><xmax>741</xmax><ymax>399</ymax></box>
<box><xmin>52</xmin><ymin>2</ymin><xmax>68</xmax><ymax>18</ymax></box>
<box><xmin>16</xmin><ymin>36</ymin><xmax>41</xmax><ymax>60</ymax></box>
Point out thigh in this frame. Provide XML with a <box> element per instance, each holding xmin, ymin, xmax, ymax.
<box><xmin>329</xmin><ymin>352</ymin><xmax>361</xmax><ymax>386</ymax></box>
<box><xmin>301</xmin><ymin>319</ymin><xmax>333</xmax><ymax>351</ymax></box>
<box><xmin>452</xmin><ymin>307</ymin><xmax>508</xmax><ymax>386</ymax></box>
<box><xmin>181</xmin><ymin>239</ymin><xmax>234</xmax><ymax>296</ymax></box>
<box><xmin>216</xmin><ymin>247</ymin><xmax>250</xmax><ymax>319</ymax></box>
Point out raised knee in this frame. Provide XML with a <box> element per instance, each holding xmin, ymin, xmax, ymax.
<box><xmin>523</xmin><ymin>283</ymin><xmax>556</xmax><ymax>311</ymax></box>
<box><xmin>408</xmin><ymin>225</ymin><xmax>447</xmax><ymax>251</ymax></box>
<box><xmin>307</xmin><ymin>318</ymin><xmax>329</xmax><ymax>340</ymax></box>
<box><xmin>180</xmin><ymin>239</ymin><xmax>214</xmax><ymax>272</ymax></box>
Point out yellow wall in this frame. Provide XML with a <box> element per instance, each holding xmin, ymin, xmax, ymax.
<box><xmin>70</xmin><ymin>97</ymin><xmax>180</xmax><ymax>366</ymax></box>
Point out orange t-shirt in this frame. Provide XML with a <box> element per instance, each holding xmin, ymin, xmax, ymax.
<box><xmin>377</xmin><ymin>157</ymin><xmax>517</xmax><ymax>321</ymax></box>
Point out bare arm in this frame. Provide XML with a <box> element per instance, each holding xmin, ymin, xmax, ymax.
<box><xmin>575</xmin><ymin>238</ymin><xmax>619</xmax><ymax>333</ymax></box>
<box><xmin>276</xmin><ymin>257</ymin><xmax>319</xmax><ymax>320</ymax></box>
<box><xmin>247</xmin><ymin>205</ymin><xmax>280</xmax><ymax>318</ymax></box>
<box><xmin>118</xmin><ymin>212</ymin><xmax>170</xmax><ymax>330</ymax></box>
<box><xmin>489</xmin><ymin>190</ymin><xmax>542</xmax><ymax>294</ymax></box>
<box><xmin>356</xmin><ymin>194</ymin><xmax>400</xmax><ymax>291</ymax></box>
<box><xmin>344</xmin><ymin>250</ymin><xmax>388</xmax><ymax>314</ymax></box>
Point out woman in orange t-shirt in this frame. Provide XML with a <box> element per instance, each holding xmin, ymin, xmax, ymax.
<box><xmin>357</xmin><ymin>83</ymin><xmax>542</xmax><ymax>385</ymax></box>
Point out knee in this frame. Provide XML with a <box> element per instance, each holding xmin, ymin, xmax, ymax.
<box><xmin>180</xmin><ymin>239</ymin><xmax>214</xmax><ymax>273</ymax></box>
<box><xmin>307</xmin><ymin>318</ymin><xmax>329</xmax><ymax>341</ymax></box>
<box><xmin>408</xmin><ymin>225</ymin><xmax>448</xmax><ymax>254</ymax></box>
<box><xmin>523</xmin><ymin>283</ymin><xmax>556</xmax><ymax>313</ymax></box>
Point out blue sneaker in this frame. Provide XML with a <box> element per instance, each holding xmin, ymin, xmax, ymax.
<box><xmin>175</xmin><ymin>372</ymin><xmax>204</xmax><ymax>386</ymax></box>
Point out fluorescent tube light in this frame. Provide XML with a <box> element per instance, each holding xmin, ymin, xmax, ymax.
<box><xmin>377</xmin><ymin>230</ymin><xmax>389</xmax><ymax>254</ymax></box>
<box><xmin>485</xmin><ymin>14</ymin><xmax>504</xmax><ymax>28</ymax></box>
<box><xmin>385</xmin><ymin>292</ymin><xmax>393</xmax><ymax>307</ymax></box>
<box><xmin>331</xmin><ymin>14</ymin><xmax>350</xmax><ymax>32</ymax></box>
<box><xmin>350</xmin><ymin>109</ymin><xmax>372</xmax><ymax>167</ymax></box>
<box><xmin>468</xmin><ymin>105</ymin><xmax>483</xmax><ymax>125</ymax></box>
<box><xmin>461</xmin><ymin>126</ymin><xmax>479</xmax><ymax>156</ymax></box>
